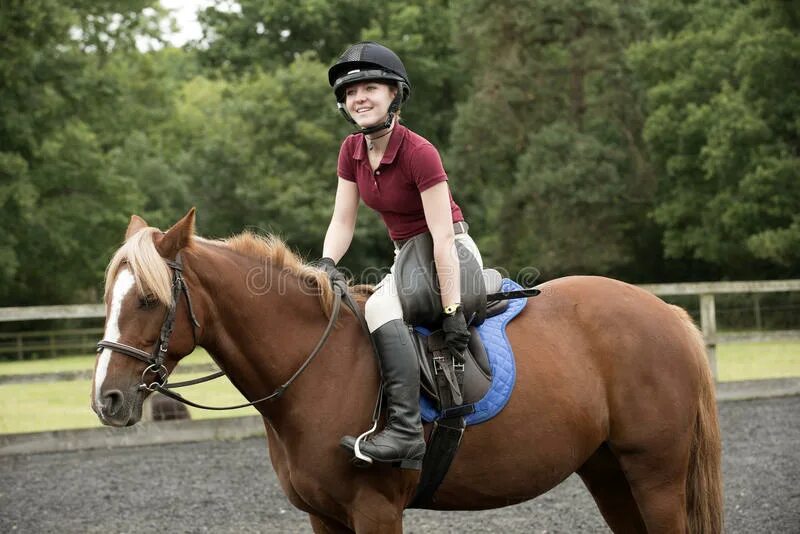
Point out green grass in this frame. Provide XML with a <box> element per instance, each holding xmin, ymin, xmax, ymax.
<box><xmin>0</xmin><ymin>349</ymin><xmax>253</xmax><ymax>434</ymax></box>
<box><xmin>0</xmin><ymin>372</ymin><xmax>257</xmax><ymax>434</ymax></box>
<box><xmin>0</xmin><ymin>341</ymin><xmax>797</xmax><ymax>434</ymax></box>
<box><xmin>716</xmin><ymin>341</ymin><xmax>800</xmax><ymax>381</ymax></box>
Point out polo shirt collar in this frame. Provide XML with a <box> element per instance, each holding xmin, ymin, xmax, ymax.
<box><xmin>382</xmin><ymin>123</ymin><xmax>407</xmax><ymax>165</ymax></box>
<box><xmin>352</xmin><ymin>123</ymin><xmax>408</xmax><ymax>164</ymax></box>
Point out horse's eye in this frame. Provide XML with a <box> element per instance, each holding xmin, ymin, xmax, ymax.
<box><xmin>139</xmin><ymin>294</ymin><xmax>157</xmax><ymax>309</ymax></box>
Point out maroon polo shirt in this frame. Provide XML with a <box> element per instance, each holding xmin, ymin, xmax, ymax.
<box><xmin>337</xmin><ymin>123</ymin><xmax>464</xmax><ymax>241</ymax></box>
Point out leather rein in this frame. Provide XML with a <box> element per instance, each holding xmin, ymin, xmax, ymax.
<box><xmin>97</xmin><ymin>253</ymin><xmax>359</xmax><ymax>411</ymax></box>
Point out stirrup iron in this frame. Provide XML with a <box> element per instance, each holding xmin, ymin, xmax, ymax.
<box><xmin>352</xmin><ymin>421</ymin><xmax>378</xmax><ymax>467</ymax></box>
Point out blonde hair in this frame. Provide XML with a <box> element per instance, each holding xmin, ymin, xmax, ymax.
<box><xmin>104</xmin><ymin>228</ymin><xmax>174</xmax><ymax>306</ymax></box>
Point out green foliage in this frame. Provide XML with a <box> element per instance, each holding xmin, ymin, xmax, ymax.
<box><xmin>0</xmin><ymin>0</ymin><xmax>163</xmax><ymax>305</ymax></box>
<box><xmin>448</xmin><ymin>0</ymin><xmax>654</xmax><ymax>278</ymax></box>
<box><xmin>2</xmin><ymin>0</ymin><xmax>798</xmax><ymax>307</ymax></box>
<box><xmin>196</xmin><ymin>0</ymin><xmax>379</xmax><ymax>73</ymax></box>
<box><xmin>629</xmin><ymin>0</ymin><xmax>800</xmax><ymax>273</ymax></box>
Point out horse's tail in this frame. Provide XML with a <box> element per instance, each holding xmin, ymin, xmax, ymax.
<box><xmin>672</xmin><ymin>305</ymin><xmax>724</xmax><ymax>533</ymax></box>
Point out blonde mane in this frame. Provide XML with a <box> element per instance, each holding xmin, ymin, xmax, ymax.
<box><xmin>104</xmin><ymin>228</ymin><xmax>174</xmax><ymax>306</ymax></box>
<box><xmin>105</xmin><ymin>227</ymin><xmax>348</xmax><ymax>317</ymax></box>
<box><xmin>221</xmin><ymin>231</ymin><xmax>337</xmax><ymax>316</ymax></box>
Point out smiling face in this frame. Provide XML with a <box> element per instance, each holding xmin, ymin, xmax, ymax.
<box><xmin>344</xmin><ymin>81</ymin><xmax>398</xmax><ymax>129</ymax></box>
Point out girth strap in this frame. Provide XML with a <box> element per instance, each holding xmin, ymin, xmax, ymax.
<box><xmin>410</xmin><ymin>416</ymin><xmax>466</xmax><ymax>507</ymax></box>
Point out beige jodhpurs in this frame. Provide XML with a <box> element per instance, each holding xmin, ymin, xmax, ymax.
<box><xmin>364</xmin><ymin>234</ymin><xmax>483</xmax><ymax>333</ymax></box>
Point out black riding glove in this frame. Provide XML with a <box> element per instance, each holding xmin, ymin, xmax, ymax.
<box><xmin>442</xmin><ymin>309</ymin><xmax>470</xmax><ymax>363</ymax></box>
<box><xmin>317</xmin><ymin>257</ymin><xmax>348</xmax><ymax>291</ymax></box>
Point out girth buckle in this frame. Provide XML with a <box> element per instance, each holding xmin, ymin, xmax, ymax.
<box><xmin>433</xmin><ymin>354</ymin><xmax>464</xmax><ymax>375</ymax></box>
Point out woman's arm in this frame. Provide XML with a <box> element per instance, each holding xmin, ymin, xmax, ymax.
<box><xmin>322</xmin><ymin>178</ymin><xmax>360</xmax><ymax>263</ymax></box>
<box><xmin>420</xmin><ymin>181</ymin><xmax>460</xmax><ymax>309</ymax></box>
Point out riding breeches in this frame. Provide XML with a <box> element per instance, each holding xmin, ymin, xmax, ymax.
<box><xmin>364</xmin><ymin>234</ymin><xmax>483</xmax><ymax>333</ymax></box>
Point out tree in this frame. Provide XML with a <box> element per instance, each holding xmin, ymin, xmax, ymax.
<box><xmin>196</xmin><ymin>0</ymin><xmax>379</xmax><ymax>75</ymax></box>
<box><xmin>447</xmin><ymin>0</ymin><xmax>654</xmax><ymax>279</ymax></box>
<box><xmin>628</xmin><ymin>0</ymin><xmax>800</xmax><ymax>276</ymax></box>
<box><xmin>0</xmin><ymin>0</ymin><xmax>167</xmax><ymax>304</ymax></box>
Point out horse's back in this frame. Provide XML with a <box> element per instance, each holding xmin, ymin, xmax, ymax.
<box><xmin>510</xmin><ymin>275</ymin><xmax>707</xmax><ymax>445</ymax></box>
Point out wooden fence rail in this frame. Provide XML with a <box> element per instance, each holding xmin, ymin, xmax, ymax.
<box><xmin>0</xmin><ymin>328</ymin><xmax>104</xmax><ymax>359</ymax></box>
<box><xmin>639</xmin><ymin>279</ymin><xmax>800</xmax><ymax>378</ymax></box>
<box><xmin>1</xmin><ymin>280</ymin><xmax>799</xmax><ymax>377</ymax></box>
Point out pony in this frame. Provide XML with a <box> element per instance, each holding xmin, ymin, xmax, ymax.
<box><xmin>91</xmin><ymin>209</ymin><xmax>723</xmax><ymax>533</ymax></box>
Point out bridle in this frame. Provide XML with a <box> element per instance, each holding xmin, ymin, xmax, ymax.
<box><xmin>96</xmin><ymin>253</ymin><xmax>364</xmax><ymax>411</ymax></box>
<box><xmin>97</xmin><ymin>252</ymin><xmax>201</xmax><ymax>393</ymax></box>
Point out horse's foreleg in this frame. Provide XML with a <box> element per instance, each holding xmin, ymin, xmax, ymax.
<box><xmin>309</xmin><ymin>514</ymin><xmax>355</xmax><ymax>534</ymax></box>
<box><xmin>346</xmin><ymin>492</ymin><xmax>405</xmax><ymax>534</ymax></box>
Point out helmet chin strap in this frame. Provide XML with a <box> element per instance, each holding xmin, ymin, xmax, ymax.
<box><xmin>359</xmin><ymin>112</ymin><xmax>395</xmax><ymax>136</ymax></box>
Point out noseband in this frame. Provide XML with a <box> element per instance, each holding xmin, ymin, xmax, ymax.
<box><xmin>97</xmin><ymin>252</ymin><xmax>200</xmax><ymax>392</ymax></box>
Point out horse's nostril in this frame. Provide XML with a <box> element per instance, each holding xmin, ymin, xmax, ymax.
<box><xmin>102</xmin><ymin>389</ymin><xmax>125</xmax><ymax>416</ymax></box>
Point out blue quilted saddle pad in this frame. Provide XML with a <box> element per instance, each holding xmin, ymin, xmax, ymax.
<box><xmin>418</xmin><ymin>278</ymin><xmax>527</xmax><ymax>426</ymax></box>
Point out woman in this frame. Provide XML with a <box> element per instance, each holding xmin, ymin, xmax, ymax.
<box><xmin>319</xmin><ymin>41</ymin><xmax>483</xmax><ymax>468</ymax></box>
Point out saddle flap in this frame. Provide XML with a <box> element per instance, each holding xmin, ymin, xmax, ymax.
<box><xmin>394</xmin><ymin>232</ymin><xmax>486</xmax><ymax>328</ymax></box>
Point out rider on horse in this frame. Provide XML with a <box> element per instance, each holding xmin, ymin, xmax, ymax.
<box><xmin>319</xmin><ymin>41</ymin><xmax>484</xmax><ymax>468</ymax></box>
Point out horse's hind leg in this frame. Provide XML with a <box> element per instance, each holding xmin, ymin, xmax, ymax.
<box><xmin>577</xmin><ymin>443</ymin><xmax>647</xmax><ymax>533</ymax></box>
<box><xmin>613</xmin><ymin>440</ymin><xmax>691</xmax><ymax>534</ymax></box>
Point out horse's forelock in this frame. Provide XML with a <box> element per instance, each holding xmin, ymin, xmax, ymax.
<box><xmin>104</xmin><ymin>228</ymin><xmax>174</xmax><ymax>307</ymax></box>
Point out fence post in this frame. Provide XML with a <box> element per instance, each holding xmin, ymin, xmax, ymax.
<box><xmin>754</xmin><ymin>294</ymin><xmax>762</xmax><ymax>331</ymax></box>
<box><xmin>699</xmin><ymin>294</ymin><xmax>718</xmax><ymax>380</ymax></box>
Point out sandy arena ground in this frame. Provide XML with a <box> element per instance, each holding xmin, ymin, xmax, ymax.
<box><xmin>1</xmin><ymin>396</ymin><xmax>798</xmax><ymax>533</ymax></box>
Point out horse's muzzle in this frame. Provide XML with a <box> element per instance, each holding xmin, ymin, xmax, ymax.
<box><xmin>94</xmin><ymin>388</ymin><xmax>142</xmax><ymax>427</ymax></box>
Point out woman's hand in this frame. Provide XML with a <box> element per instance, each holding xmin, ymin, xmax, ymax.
<box><xmin>442</xmin><ymin>310</ymin><xmax>470</xmax><ymax>363</ymax></box>
<box><xmin>318</xmin><ymin>257</ymin><xmax>348</xmax><ymax>291</ymax></box>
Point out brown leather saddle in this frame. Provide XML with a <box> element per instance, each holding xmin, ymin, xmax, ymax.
<box><xmin>392</xmin><ymin>232</ymin><xmax>538</xmax><ymax>507</ymax></box>
<box><xmin>411</xmin><ymin>269</ymin><xmax>509</xmax><ymax>411</ymax></box>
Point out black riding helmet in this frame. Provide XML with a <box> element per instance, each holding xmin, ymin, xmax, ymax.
<box><xmin>328</xmin><ymin>41</ymin><xmax>411</xmax><ymax>134</ymax></box>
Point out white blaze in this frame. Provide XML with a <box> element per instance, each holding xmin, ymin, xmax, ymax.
<box><xmin>94</xmin><ymin>269</ymin><xmax>135</xmax><ymax>406</ymax></box>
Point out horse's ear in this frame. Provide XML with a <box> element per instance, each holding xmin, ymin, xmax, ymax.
<box><xmin>125</xmin><ymin>215</ymin><xmax>148</xmax><ymax>240</ymax></box>
<box><xmin>155</xmin><ymin>208</ymin><xmax>196</xmax><ymax>258</ymax></box>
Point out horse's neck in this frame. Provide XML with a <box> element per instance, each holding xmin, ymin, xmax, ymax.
<box><xmin>189</xmin><ymin>246</ymin><xmax>375</xmax><ymax>433</ymax></box>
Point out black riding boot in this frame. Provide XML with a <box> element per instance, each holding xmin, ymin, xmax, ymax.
<box><xmin>341</xmin><ymin>319</ymin><xmax>426</xmax><ymax>468</ymax></box>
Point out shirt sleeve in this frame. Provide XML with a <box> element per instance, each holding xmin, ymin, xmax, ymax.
<box><xmin>409</xmin><ymin>142</ymin><xmax>448</xmax><ymax>192</ymax></box>
<box><xmin>337</xmin><ymin>137</ymin><xmax>356</xmax><ymax>182</ymax></box>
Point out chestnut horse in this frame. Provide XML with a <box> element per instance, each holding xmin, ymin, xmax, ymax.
<box><xmin>91</xmin><ymin>210</ymin><xmax>722</xmax><ymax>533</ymax></box>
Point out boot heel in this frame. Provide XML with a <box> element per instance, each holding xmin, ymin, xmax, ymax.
<box><xmin>395</xmin><ymin>459</ymin><xmax>423</xmax><ymax>470</ymax></box>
